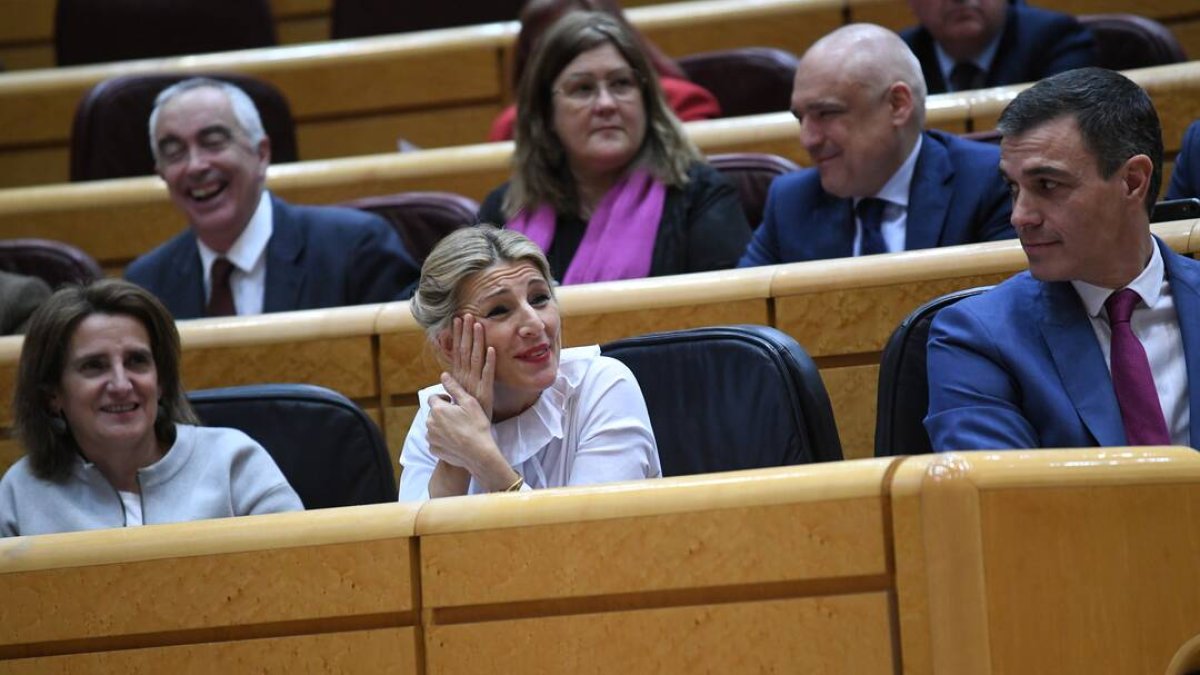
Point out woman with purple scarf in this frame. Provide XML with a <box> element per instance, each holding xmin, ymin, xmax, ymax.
<box><xmin>477</xmin><ymin>12</ymin><xmax>752</xmax><ymax>285</ymax></box>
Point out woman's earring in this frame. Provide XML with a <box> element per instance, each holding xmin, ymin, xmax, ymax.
<box><xmin>49</xmin><ymin>411</ymin><xmax>67</xmax><ymax>435</ymax></box>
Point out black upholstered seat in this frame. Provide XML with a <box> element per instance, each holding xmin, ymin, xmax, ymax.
<box><xmin>339</xmin><ymin>192</ymin><xmax>479</xmax><ymax>265</ymax></box>
<box><xmin>708</xmin><ymin>153</ymin><xmax>799</xmax><ymax>229</ymax></box>
<box><xmin>601</xmin><ymin>325</ymin><xmax>842</xmax><ymax>476</ymax></box>
<box><xmin>188</xmin><ymin>383</ymin><xmax>396</xmax><ymax>508</ymax></box>
<box><xmin>677</xmin><ymin>47</ymin><xmax>799</xmax><ymax>118</ymax></box>
<box><xmin>0</xmin><ymin>238</ymin><xmax>104</xmax><ymax>289</ymax></box>
<box><xmin>874</xmin><ymin>287</ymin><xmax>992</xmax><ymax>457</ymax></box>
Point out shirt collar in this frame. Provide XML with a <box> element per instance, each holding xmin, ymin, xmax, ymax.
<box><xmin>856</xmin><ymin>134</ymin><xmax>922</xmax><ymax>209</ymax></box>
<box><xmin>196</xmin><ymin>190</ymin><xmax>273</xmax><ymax>275</ymax></box>
<box><xmin>934</xmin><ymin>28</ymin><xmax>1004</xmax><ymax>84</ymax></box>
<box><xmin>1071</xmin><ymin>237</ymin><xmax>1164</xmax><ymax>318</ymax></box>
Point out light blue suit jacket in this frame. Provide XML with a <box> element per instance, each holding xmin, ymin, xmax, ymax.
<box><xmin>738</xmin><ymin>130</ymin><xmax>1013</xmax><ymax>267</ymax></box>
<box><xmin>925</xmin><ymin>237</ymin><xmax>1200</xmax><ymax>451</ymax></box>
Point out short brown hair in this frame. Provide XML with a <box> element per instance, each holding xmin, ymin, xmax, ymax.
<box><xmin>505</xmin><ymin>11</ymin><xmax>701</xmax><ymax>218</ymax></box>
<box><xmin>13</xmin><ymin>279</ymin><xmax>198</xmax><ymax>481</ymax></box>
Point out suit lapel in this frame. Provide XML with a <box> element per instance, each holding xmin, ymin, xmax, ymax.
<box><xmin>809</xmin><ymin>193</ymin><xmax>855</xmax><ymax>260</ymax></box>
<box><xmin>1160</xmin><ymin>241</ymin><xmax>1200</xmax><ymax>448</ymax></box>
<box><xmin>1038</xmin><ymin>281</ymin><xmax>1126</xmax><ymax>446</ymax></box>
<box><xmin>161</xmin><ymin>234</ymin><xmax>206</xmax><ymax>319</ymax></box>
<box><xmin>262</xmin><ymin>197</ymin><xmax>305</xmax><ymax>312</ymax></box>
<box><xmin>905</xmin><ymin>133</ymin><xmax>953</xmax><ymax>251</ymax></box>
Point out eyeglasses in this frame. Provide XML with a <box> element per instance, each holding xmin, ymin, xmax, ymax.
<box><xmin>553</xmin><ymin>71</ymin><xmax>642</xmax><ymax>108</ymax></box>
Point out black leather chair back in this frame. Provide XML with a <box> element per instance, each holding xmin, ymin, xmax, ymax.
<box><xmin>332</xmin><ymin>0</ymin><xmax>527</xmax><ymax>38</ymax></box>
<box><xmin>875</xmin><ymin>287</ymin><xmax>992</xmax><ymax>457</ymax></box>
<box><xmin>1080</xmin><ymin>13</ymin><xmax>1187</xmax><ymax>70</ymax></box>
<box><xmin>601</xmin><ymin>325</ymin><xmax>842</xmax><ymax>476</ymax></box>
<box><xmin>71</xmin><ymin>73</ymin><xmax>298</xmax><ymax>183</ymax></box>
<box><xmin>188</xmin><ymin>384</ymin><xmax>396</xmax><ymax>508</ymax></box>
<box><xmin>1152</xmin><ymin>199</ymin><xmax>1200</xmax><ymax>223</ymax></box>
<box><xmin>708</xmin><ymin>153</ymin><xmax>799</xmax><ymax>229</ymax></box>
<box><xmin>0</xmin><ymin>239</ymin><xmax>103</xmax><ymax>289</ymax></box>
<box><xmin>339</xmin><ymin>192</ymin><xmax>479</xmax><ymax>265</ymax></box>
<box><xmin>56</xmin><ymin>0</ymin><xmax>276</xmax><ymax>66</ymax></box>
<box><xmin>677</xmin><ymin>47</ymin><xmax>799</xmax><ymax>118</ymax></box>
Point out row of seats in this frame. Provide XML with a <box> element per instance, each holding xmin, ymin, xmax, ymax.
<box><xmin>62</xmin><ymin>14</ymin><xmax>1188</xmax><ymax>182</ymax></box>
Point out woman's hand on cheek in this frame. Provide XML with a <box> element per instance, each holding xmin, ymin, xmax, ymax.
<box><xmin>450</xmin><ymin>314</ymin><xmax>496</xmax><ymax>420</ymax></box>
<box><xmin>426</xmin><ymin>374</ymin><xmax>519</xmax><ymax>493</ymax></box>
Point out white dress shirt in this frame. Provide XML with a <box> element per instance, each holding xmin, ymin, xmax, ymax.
<box><xmin>398</xmin><ymin>346</ymin><xmax>661</xmax><ymax>501</ymax></box>
<box><xmin>196</xmin><ymin>190</ymin><xmax>273</xmax><ymax>316</ymax></box>
<box><xmin>1071</xmin><ymin>240</ymin><xmax>1190</xmax><ymax>446</ymax></box>
<box><xmin>853</xmin><ymin>134</ymin><xmax>922</xmax><ymax>256</ymax></box>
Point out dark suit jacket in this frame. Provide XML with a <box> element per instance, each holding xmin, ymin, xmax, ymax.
<box><xmin>901</xmin><ymin>5</ymin><xmax>1097</xmax><ymax>95</ymax></box>
<box><xmin>0</xmin><ymin>271</ymin><xmax>51</xmax><ymax>335</ymax></box>
<box><xmin>126</xmin><ymin>194</ymin><xmax>419</xmax><ymax>319</ymax></box>
<box><xmin>925</xmin><ymin>237</ymin><xmax>1200</xmax><ymax>451</ymax></box>
<box><xmin>738</xmin><ymin>130</ymin><xmax>1014</xmax><ymax>267</ymax></box>
<box><xmin>1167</xmin><ymin>119</ymin><xmax>1200</xmax><ymax>200</ymax></box>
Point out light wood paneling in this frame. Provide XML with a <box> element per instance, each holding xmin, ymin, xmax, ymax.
<box><xmin>426</xmin><ymin>594</ymin><xmax>895</xmax><ymax>674</ymax></box>
<box><xmin>822</xmin><ymin>364</ymin><xmax>880</xmax><ymax>461</ymax></box>
<box><xmin>0</xmin><ymin>628</ymin><xmax>417</xmax><ymax>675</ymax></box>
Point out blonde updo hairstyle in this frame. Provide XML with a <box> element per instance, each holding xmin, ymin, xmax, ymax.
<box><xmin>410</xmin><ymin>226</ymin><xmax>556</xmax><ymax>342</ymax></box>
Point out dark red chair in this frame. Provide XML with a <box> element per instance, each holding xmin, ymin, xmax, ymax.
<box><xmin>331</xmin><ymin>0</ymin><xmax>527</xmax><ymax>38</ymax></box>
<box><xmin>55</xmin><ymin>0</ymin><xmax>276</xmax><ymax>66</ymax></box>
<box><xmin>708</xmin><ymin>153</ymin><xmax>800</xmax><ymax>229</ymax></box>
<box><xmin>1079</xmin><ymin>14</ymin><xmax>1187</xmax><ymax>71</ymax></box>
<box><xmin>677</xmin><ymin>47</ymin><xmax>799</xmax><ymax>118</ymax></box>
<box><xmin>339</xmin><ymin>192</ymin><xmax>479</xmax><ymax>265</ymax></box>
<box><xmin>0</xmin><ymin>239</ymin><xmax>104</xmax><ymax>289</ymax></box>
<box><xmin>70</xmin><ymin>74</ymin><xmax>298</xmax><ymax>182</ymax></box>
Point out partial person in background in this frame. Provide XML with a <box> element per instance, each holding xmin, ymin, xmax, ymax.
<box><xmin>479</xmin><ymin>12</ymin><xmax>751</xmax><ymax>284</ymax></box>
<box><xmin>739</xmin><ymin>23</ymin><xmax>1012</xmax><ymax>267</ymax></box>
<box><xmin>399</xmin><ymin>227</ymin><xmax>660</xmax><ymax>501</ymax></box>
<box><xmin>126</xmin><ymin>78</ymin><xmax>419</xmax><ymax>319</ymax></box>
<box><xmin>901</xmin><ymin>0</ymin><xmax>1095</xmax><ymax>94</ymax></box>
<box><xmin>487</xmin><ymin>0</ymin><xmax>720</xmax><ymax>142</ymax></box>
<box><xmin>926</xmin><ymin>68</ymin><xmax>1200</xmax><ymax>452</ymax></box>
<box><xmin>0</xmin><ymin>280</ymin><xmax>302</xmax><ymax>537</ymax></box>
<box><xmin>1167</xmin><ymin>119</ymin><xmax>1200</xmax><ymax>200</ymax></box>
<box><xmin>0</xmin><ymin>271</ymin><xmax>51</xmax><ymax>335</ymax></box>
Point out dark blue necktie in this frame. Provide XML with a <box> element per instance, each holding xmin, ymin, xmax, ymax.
<box><xmin>857</xmin><ymin>198</ymin><xmax>888</xmax><ymax>256</ymax></box>
<box><xmin>949</xmin><ymin>61</ymin><xmax>984</xmax><ymax>92</ymax></box>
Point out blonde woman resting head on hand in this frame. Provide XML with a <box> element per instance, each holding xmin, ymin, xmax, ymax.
<box><xmin>398</xmin><ymin>226</ymin><xmax>661</xmax><ymax>501</ymax></box>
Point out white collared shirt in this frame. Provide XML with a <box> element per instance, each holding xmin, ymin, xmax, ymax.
<box><xmin>398</xmin><ymin>346</ymin><xmax>661</xmax><ymax>502</ymax></box>
<box><xmin>934</xmin><ymin>31</ymin><xmax>1003</xmax><ymax>91</ymax></box>
<box><xmin>1071</xmin><ymin>240</ymin><xmax>1190</xmax><ymax>446</ymax></box>
<box><xmin>852</xmin><ymin>134</ymin><xmax>922</xmax><ymax>256</ymax></box>
<box><xmin>196</xmin><ymin>190</ymin><xmax>273</xmax><ymax>316</ymax></box>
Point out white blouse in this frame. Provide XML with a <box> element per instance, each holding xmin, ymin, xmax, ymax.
<box><xmin>398</xmin><ymin>346</ymin><xmax>660</xmax><ymax>501</ymax></box>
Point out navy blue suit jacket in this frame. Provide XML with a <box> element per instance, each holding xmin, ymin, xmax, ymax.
<box><xmin>1167</xmin><ymin>119</ymin><xmax>1200</xmax><ymax>200</ymax></box>
<box><xmin>926</xmin><ymin>238</ymin><xmax>1200</xmax><ymax>451</ymax></box>
<box><xmin>126</xmin><ymin>194</ymin><xmax>419</xmax><ymax>319</ymax></box>
<box><xmin>738</xmin><ymin>130</ymin><xmax>1014</xmax><ymax>267</ymax></box>
<box><xmin>901</xmin><ymin>5</ymin><xmax>1096</xmax><ymax>95</ymax></box>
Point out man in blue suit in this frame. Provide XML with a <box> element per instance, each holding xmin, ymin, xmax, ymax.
<box><xmin>126</xmin><ymin>78</ymin><xmax>419</xmax><ymax>319</ymax></box>
<box><xmin>738</xmin><ymin>24</ymin><xmax>1013</xmax><ymax>268</ymax></box>
<box><xmin>926</xmin><ymin>68</ymin><xmax>1200</xmax><ymax>451</ymax></box>
<box><xmin>1166</xmin><ymin>119</ymin><xmax>1200</xmax><ymax>200</ymax></box>
<box><xmin>901</xmin><ymin>0</ymin><xmax>1095</xmax><ymax>94</ymax></box>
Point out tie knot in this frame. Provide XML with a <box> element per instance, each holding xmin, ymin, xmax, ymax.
<box><xmin>1105</xmin><ymin>288</ymin><xmax>1142</xmax><ymax>325</ymax></box>
<box><xmin>212</xmin><ymin>257</ymin><xmax>235</xmax><ymax>283</ymax></box>
<box><xmin>856</xmin><ymin>198</ymin><xmax>887</xmax><ymax>228</ymax></box>
<box><xmin>949</xmin><ymin>62</ymin><xmax>983</xmax><ymax>92</ymax></box>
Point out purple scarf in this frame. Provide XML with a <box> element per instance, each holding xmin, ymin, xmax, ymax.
<box><xmin>508</xmin><ymin>169</ymin><xmax>667</xmax><ymax>285</ymax></box>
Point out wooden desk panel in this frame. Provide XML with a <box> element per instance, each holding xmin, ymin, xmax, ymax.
<box><xmin>0</xmin><ymin>629</ymin><xmax>418</xmax><ymax>675</ymax></box>
<box><xmin>891</xmin><ymin>448</ymin><xmax>1200</xmax><ymax>675</ymax></box>
<box><xmin>0</xmin><ymin>504</ymin><xmax>419</xmax><ymax>658</ymax></box>
<box><xmin>426</xmin><ymin>594</ymin><xmax>895</xmax><ymax>674</ymax></box>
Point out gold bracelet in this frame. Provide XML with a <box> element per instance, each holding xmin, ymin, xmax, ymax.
<box><xmin>504</xmin><ymin>475</ymin><xmax>524</xmax><ymax>492</ymax></box>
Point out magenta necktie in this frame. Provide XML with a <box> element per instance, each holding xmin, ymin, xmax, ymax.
<box><xmin>206</xmin><ymin>257</ymin><xmax>236</xmax><ymax>317</ymax></box>
<box><xmin>1106</xmin><ymin>288</ymin><xmax>1171</xmax><ymax>445</ymax></box>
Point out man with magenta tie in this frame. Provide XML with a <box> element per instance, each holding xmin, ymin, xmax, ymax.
<box><xmin>926</xmin><ymin>67</ymin><xmax>1200</xmax><ymax>452</ymax></box>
